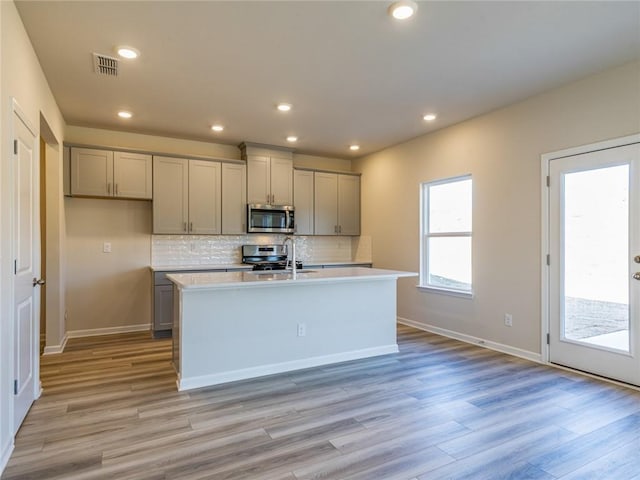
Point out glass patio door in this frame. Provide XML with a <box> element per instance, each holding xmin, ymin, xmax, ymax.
<box><xmin>548</xmin><ymin>142</ymin><xmax>639</xmax><ymax>385</ymax></box>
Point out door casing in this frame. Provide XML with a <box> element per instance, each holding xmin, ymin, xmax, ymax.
<box><xmin>541</xmin><ymin>133</ymin><xmax>640</xmax><ymax>370</ymax></box>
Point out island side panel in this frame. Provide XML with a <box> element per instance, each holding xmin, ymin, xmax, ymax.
<box><xmin>178</xmin><ymin>278</ymin><xmax>398</xmax><ymax>390</ymax></box>
<box><xmin>172</xmin><ymin>284</ymin><xmax>181</xmax><ymax>377</ymax></box>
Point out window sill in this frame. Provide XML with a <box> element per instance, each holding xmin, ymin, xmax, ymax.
<box><xmin>416</xmin><ymin>285</ymin><xmax>474</xmax><ymax>299</ymax></box>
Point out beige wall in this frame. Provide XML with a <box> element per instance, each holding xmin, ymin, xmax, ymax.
<box><xmin>1</xmin><ymin>0</ymin><xmax>66</xmax><ymax>469</ymax></box>
<box><xmin>66</xmin><ymin>125</ymin><xmax>241</xmax><ymax>160</ymax></box>
<box><xmin>353</xmin><ymin>60</ymin><xmax>640</xmax><ymax>355</ymax></box>
<box><xmin>294</xmin><ymin>153</ymin><xmax>352</xmax><ymax>172</ymax></box>
<box><xmin>43</xmin><ymin>140</ymin><xmax>66</xmax><ymax>349</ymax></box>
<box><xmin>66</xmin><ymin>126</ymin><xmax>354</xmax><ymax>173</ymax></box>
<box><xmin>64</xmin><ymin>198</ymin><xmax>152</xmax><ymax>332</ymax></box>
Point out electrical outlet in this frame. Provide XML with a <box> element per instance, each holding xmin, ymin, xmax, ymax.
<box><xmin>297</xmin><ymin>323</ymin><xmax>306</xmax><ymax>337</ymax></box>
<box><xmin>103</xmin><ymin>242</ymin><xmax>112</xmax><ymax>253</ymax></box>
<box><xmin>504</xmin><ymin>313</ymin><xmax>513</xmax><ymax>327</ymax></box>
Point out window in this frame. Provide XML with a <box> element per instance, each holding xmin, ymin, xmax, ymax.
<box><xmin>420</xmin><ymin>175</ymin><xmax>472</xmax><ymax>295</ymax></box>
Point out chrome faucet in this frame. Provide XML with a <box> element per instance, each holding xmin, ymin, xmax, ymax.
<box><xmin>283</xmin><ymin>236</ymin><xmax>297</xmax><ymax>279</ymax></box>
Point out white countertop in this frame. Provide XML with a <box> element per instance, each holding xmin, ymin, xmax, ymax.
<box><xmin>150</xmin><ymin>261</ymin><xmax>372</xmax><ymax>272</ymax></box>
<box><xmin>167</xmin><ymin>267</ymin><xmax>416</xmax><ymax>290</ymax></box>
<box><xmin>150</xmin><ymin>264</ymin><xmax>252</xmax><ymax>272</ymax></box>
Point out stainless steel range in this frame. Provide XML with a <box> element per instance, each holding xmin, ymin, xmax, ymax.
<box><xmin>241</xmin><ymin>244</ymin><xmax>302</xmax><ymax>271</ymax></box>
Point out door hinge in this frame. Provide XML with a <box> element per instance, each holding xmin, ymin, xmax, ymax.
<box><xmin>14</xmin><ymin>139</ymin><xmax>18</xmax><ymax>155</ymax></box>
<box><xmin>546</xmin><ymin>254</ymin><xmax>550</xmax><ymax>266</ymax></box>
<box><xmin>14</xmin><ymin>380</ymin><xmax>18</xmax><ymax>395</ymax></box>
<box><xmin>546</xmin><ymin>175</ymin><xmax>550</xmax><ymax>187</ymax></box>
<box><xmin>546</xmin><ymin>333</ymin><xmax>550</xmax><ymax>345</ymax></box>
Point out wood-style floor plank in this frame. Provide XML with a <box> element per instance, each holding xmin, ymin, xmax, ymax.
<box><xmin>3</xmin><ymin>325</ymin><xmax>640</xmax><ymax>479</ymax></box>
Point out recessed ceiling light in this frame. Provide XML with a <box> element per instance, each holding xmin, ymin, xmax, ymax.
<box><xmin>349</xmin><ymin>145</ymin><xmax>360</xmax><ymax>151</ymax></box>
<box><xmin>211</xmin><ymin>124</ymin><xmax>224</xmax><ymax>132</ymax></box>
<box><xmin>388</xmin><ymin>0</ymin><xmax>418</xmax><ymax>20</ymax></box>
<box><xmin>117</xmin><ymin>111</ymin><xmax>133</xmax><ymax>119</ymax></box>
<box><xmin>286</xmin><ymin>136</ymin><xmax>298</xmax><ymax>143</ymax></box>
<box><xmin>277</xmin><ymin>103</ymin><xmax>292</xmax><ymax>112</ymax></box>
<box><xmin>423</xmin><ymin>113</ymin><xmax>437</xmax><ymax>121</ymax></box>
<box><xmin>116</xmin><ymin>46</ymin><xmax>139</xmax><ymax>59</ymax></box>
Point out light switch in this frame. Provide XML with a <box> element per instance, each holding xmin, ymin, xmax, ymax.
<box><xmin>103</xmin><ymin>242</ymin><xmax>112</xmax><ymax>253</ymax></box>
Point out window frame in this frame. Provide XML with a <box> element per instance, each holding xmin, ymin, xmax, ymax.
<box><xmin>419</xmin><ymin>174</ymin><xmax>473</xmax><ymax>297</ymax></box>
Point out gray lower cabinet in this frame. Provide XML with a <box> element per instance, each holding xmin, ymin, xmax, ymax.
<box><xmin>152</xmin><ymin>269</ymin><xmax>228</xmax><ymax>337</ymax></box>
<box><xmin>154</xmin><ymin>285</ymin><xmax>174</xmax><ymax>332</ymax></box>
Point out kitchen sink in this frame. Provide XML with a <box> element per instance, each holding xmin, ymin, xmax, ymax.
<box><xmin>244</xmin><ymin>270</ymin><xmax>317</xmax><ymax>280</ymax></box>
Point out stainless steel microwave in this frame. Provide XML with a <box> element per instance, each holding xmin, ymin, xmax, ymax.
<box><xmin>247</xmin><ymin>204</ymin><xmax>295</xmax><ymax>233</ymax></box>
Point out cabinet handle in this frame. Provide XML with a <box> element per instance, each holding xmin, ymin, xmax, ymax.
<box><xmin>267</xmin><ymin>194</ymin><xmax>270</xmax><ymax>204</ymax></box>
<box><xmin>107</xmin><ymin>183</ymin><xmax>111</xmax><ymax>194</ymax></box>
<box><xmin>190</xmin><ymin>222</ymin><xmax>193</xmax><ymax>232</ymax></box>
<box><xmin>183</xmin><ymin>222</ymin><xmax>187</xmax><ymax>232</ymax></box>
<box><xmin>339</xmin><ymin>225</ymin><xmax>342</xmax><ymax>234</ymax></box>
<box><xmin>334</xmin><ymin>225</ymin><xmax>338</xmax><ymax>234</ymax></box>
<box><xmin>115</xmin><ymin>184</ymin><xmax>118</xmax><ymax>196</ymax></box>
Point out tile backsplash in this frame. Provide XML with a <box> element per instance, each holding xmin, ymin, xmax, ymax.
<box><xmin>151</xmin><ymin>234</ymin><xmax>372</xmax><ymax>267</ymax></box>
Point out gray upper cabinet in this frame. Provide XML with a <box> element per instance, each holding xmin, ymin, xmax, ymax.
<box><xmin>293</xmin><ymin>169</ymin><xmax>314</xmax><ymax>235</ymax></box>
<box><xmin>241</xmin><ymin>143</ymin><xmax>294</xmax><ymax>206</ymax></box>
<box><xmin>70</xmin><ymin>147</ymin><xmax>152</xmax><ymax>199</ymax></box>
<box><xmin>221</xmin><ymin>163</ymin><xmax>247</xmax><ymax>234</ymax></box>
<box><xmin>152</xmin><ymin>156</ymin><xmax>222</xmax><ymax>235</ymax></box>
<box><xmin>314</xmin><ymin>172</ymin><xmax>360</xmax><ymax>235</ymax></box>
<box><xmin>246</xmin><ymin>155</ymin><xmax>293</xmax><ymax>205</ymax></box>
<box><xmin>188</xmin><ymin>160</ymin><xmax>222</xmax><ymax>235</ymax></box>
<box><xmin>337</xmin><ymin>174</ymin><xmax>360</xmax><ymax>235</ymax></box>
<box><xmin>152</xmin><ymin>156</ymin><xmax>189</xmax><ymax>234</ymax></box>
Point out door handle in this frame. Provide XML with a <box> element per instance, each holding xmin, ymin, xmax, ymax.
<box><xmin>32</xmin><ymin>278</ymin><xmax>46</xmax><ymax>287</ymax></box>
<box><xmin>634</xmin><ymin>272</ymin><xmax>640</xmax><ymax>281</ymax></box>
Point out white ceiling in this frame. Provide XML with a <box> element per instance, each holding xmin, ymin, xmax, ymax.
<box><xmin>15</xmin><ymin>1</ymin><xmax>640</xmax><ymax>158</ymax></box>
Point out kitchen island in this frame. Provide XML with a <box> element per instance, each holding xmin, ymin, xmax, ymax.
<box><xmin>167</xmin><ymin>267</ymin><xmax>416</xmax><ymax>391</ymax></box>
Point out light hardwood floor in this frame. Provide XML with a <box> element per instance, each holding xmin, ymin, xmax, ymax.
<box><xmin>3</xmin><ymin>325</ymin><xmax>640</xmax><ymax>479</ymax></box>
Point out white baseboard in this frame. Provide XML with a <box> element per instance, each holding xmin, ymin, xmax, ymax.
<box><xmin>178</xmin><ymin>344</ymin><xmax>399</xmax><ymax>391</ymax></box>
<box><xmin>42</xmin><ymin>333</ymin><xmax>69</xmax><ymax>355</ymax></box>
<box><xmin>397</xmin><ymin>317</ymin><xmax>542</xmax><ymax>364</ymax></box>
<box><xmin>0</xmin><ymin>440</ymin><xmax>14</xmax><ymax>478</ymax></box>
<box><xmin>66</xmin><ymin>324</ymin><xmax>151</xmax><ymax>339</ymax></box>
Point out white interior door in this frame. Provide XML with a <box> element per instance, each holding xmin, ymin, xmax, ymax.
<box><xmin>13</xmin><ymin>105</ymin><xmax>40</xmax><ymax>432</ymax></box>
<box><xmin>548</xmin><ymin>142</ymin><xmax>639</xmax><ymax>385</ymax></box>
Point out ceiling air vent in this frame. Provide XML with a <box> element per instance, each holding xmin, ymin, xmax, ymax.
<box><xmin>93</xmin><ymin>53</ymin><xmax>119</xmax><ymax>77</ymax></box>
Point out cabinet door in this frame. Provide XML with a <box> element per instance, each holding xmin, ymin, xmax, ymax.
<box><xmin>270</xmin><ymin>156</ymin><xmax>293</xmax><ymax>205</ymax></box>
<box><xmin>71</xmin><ymin>147</ymin><xmax>113</xmax><ymax>197</ymax></box>
<box><xmin>222</xmin><ymin>163</ymin><xmax>247</xmax><ymax>234</ymax></box>
<box><xmin>246</xmin><ymin>156</ymin><xmax>270</xmax><ymax>204</ymax></box>
<box><xmin>314</xmin><ymin>172</ymin><xmax>338</xmax><ymax>235</ymax></box>
<box><xmin>338</xmin><ymin>175</ymin><xmax>361</xmax><ymax>235</ymax></box>
<box><xmin>154</xmin><ymin>285</ymin><xmax>174</xmax><ymax>331</ymax></box>
<box><xmin>113</xmin><ymin>151</ymin><xmax>152</xmax><ymax>199</ymax></box>
<box><xmin>153</xmin><ymin>156</ymin><xmax>189</xmax><ymax>234</ymax></box>
<box><xmin>294</xmin><ymin>170</ymin><xmax>314</xmax><ymax>235</ymax></box>
<box><xmin>189</xmin><ymin>160</ymin><xmax>221</xmax><ymax>234</ymax></box>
